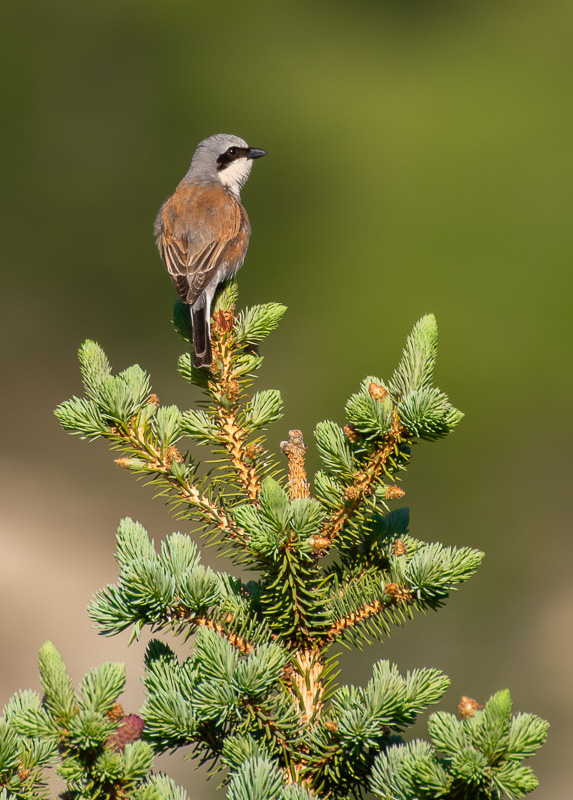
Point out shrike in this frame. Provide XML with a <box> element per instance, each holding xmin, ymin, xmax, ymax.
<box><xmin>154</xmin><ymin>133</ymin><xmax>267</xmax><ymax>368</ymax></box>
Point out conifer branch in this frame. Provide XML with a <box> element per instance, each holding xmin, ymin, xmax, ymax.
<box><xmin>325</xmin><ymin>581</ymin><xmax>413</xmax><ymax>643</ymax></box>
<box><xmin>326</xmin><ymin>598</ymin><xmax>387</xmax><ymax>641</ymax></box>
<box><xmin>209</xmin><ymin>309</ymin><xmax>263</xmax><ymax>504</ymax></box>
<box><xmin>114</xmin><ymin>418</ymin><xmax>249</xmax><ymax>546</ymax></box>
<box><xmin>289</xmin><ymin>648</ymin><xmax>325</xmax><ymax>725</ymax></box>
<box><xmin>260</xmin><ymin>552</ymin><xmax>325</xmax><ymax>644</ymax></box>
<box><xmin>178</xmin><ymin>612</ymin><xmax>253</xmax><ymax>655</ymax></box>
<box><xmin>321</xmin><ymin>409</ymin><xmax>407</xmax><ymax>547</ymax></box>
<box><xmin>280</xmin><ymin>430</ymin><xmax>311</xmax><ymax>500</ymax></box>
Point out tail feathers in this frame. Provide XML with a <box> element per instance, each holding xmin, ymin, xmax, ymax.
<box><xmin>191</xmin><ymin>305</ymin><xmax>213</xmax><ymax>368</ymax></box>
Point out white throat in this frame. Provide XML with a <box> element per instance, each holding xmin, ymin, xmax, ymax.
<box><xmin>218</xmin><ymin>158</ymin><xmax>252</xmax><ymax>197</ymax></box>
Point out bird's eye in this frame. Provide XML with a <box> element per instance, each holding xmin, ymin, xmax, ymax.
<box><xmin>227</xmin><ymin>147</ymin><xmax>237</xmax><ymax>157</ymax></box>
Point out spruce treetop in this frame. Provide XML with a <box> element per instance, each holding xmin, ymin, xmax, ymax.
<box><xmin>1</xmin><ymin>284</ymin><xmax>548</xmax><ymax>799</ymax></box>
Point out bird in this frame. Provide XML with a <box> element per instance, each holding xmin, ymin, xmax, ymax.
<box><xmin>154</xmin><ymin>133</ymin><xmax>268</xmax><ymax>368</ymax></box>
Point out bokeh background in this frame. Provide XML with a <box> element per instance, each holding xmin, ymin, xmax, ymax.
<box><xmin>1</xmin><ymin>0</ymin><xmax>572</xmax><ymax>796</ymax></box>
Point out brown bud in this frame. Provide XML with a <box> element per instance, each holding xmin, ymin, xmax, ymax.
<box><xmin>147</xmin><ymin>393</ymin><xmax>160</xmax><ymax>406</ymax></box>
<box><xmin>393</xmin><ymin>538</ymin><xmax>407</xmax><ymax>556</ymax></box>
<box><xmin>107</xmin><ymin>714</ymin><xmax>145</xmax><ymax>752</ymax></box>
<box><xmin>106</xmin><ymin>703</ymin><xmax>125</xmax><ymax>722</ymax></box>
<box><xmin>114</xmin><ymin>457</ymin><xmax>133</xmax><ymax>469</ymax></box>
<box><xmin>282</xmin><ymin>663</ymin><xmax>294</xmax><ymax>680</ymax></box>
<box><xmin>213</xmin><ymin>309</ymin><xmax>234</xmax><ymax>333</ymax></box>
<box><xmin>18</xmin><ymin>767</ymin><xmax>30</xmax><ymax>781</ymax></box>
<box><xmin>344</xmin><ymin>485</ymin><xmax>360</xmax><ymax>501</ymax></box>
<box><xmin>169</xmin><ymin>601</ymin><xmax>190</xmax><ymax>620</ymax></box>
<box><xmin>385</xmin><ymin>485</ymin><xmax>405</xmax><ymax>500</ymax></box>
<box><xmin>245</xmin><ymin>443</ymin><xmax>264</xmax><ymax>461</ymax></box>
<box><xmin>343</xmin><ymin>423</ymin><xmax>360</xmax><ymax>442</ymax></box>
<box><xmin>458</xmin><ymin>696</ymin><xmax>483</xmax><ymax>720</ymax></box>
<box><xmin>369</xmin><ymin>382</ymin><xmax>388</xmax><ymax>402</ymax></box>
<box><xmin>166</xmin><ymin>446</ymin><xmax>184</xmax><ymax>467</ymax></box>
<box><xmin>212</xmin><ymin>310</ymin><xmax>224</xmax><ymax>331</ymax></box>
<box><xmin>309</xmin><ymin>535</ymin><xmax>331</xmax><ymax>551</ymax></box>
<box><xmin>222</xmin><ymin>378</ymin><xmax>240</xmax><ymax>404</ymax></box>
<box><xmin>324</xmin><ymin>719</ymin><xmax>338</xmax><ymax>733</ymax></box>
<box><xmin>384</xmin><ymin>583</ymin><xmax>412</xmax><ymax>602</ymax></box>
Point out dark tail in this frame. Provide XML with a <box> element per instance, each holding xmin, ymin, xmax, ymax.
<box><xmin>191</xmin><ymin>305</ymin><xmax>212</xmax><ymax>368</ymax></box>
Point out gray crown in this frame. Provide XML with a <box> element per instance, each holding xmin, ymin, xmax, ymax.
<box><xmin>187</xmin><ymin>134</ymin><xmax>249</xmax><ymax>182</ymax></box>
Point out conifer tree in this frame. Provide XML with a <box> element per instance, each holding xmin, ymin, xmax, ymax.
<box><xmin>1</xmin><ymin>284</ymin><xmax>547</xmax><ymax>799</ymax></box>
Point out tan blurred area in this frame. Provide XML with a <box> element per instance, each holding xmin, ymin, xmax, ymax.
<box><xmin>1</xmin><ymin>0</ymin><xmax>572</xmax><ymax>796</ymax></box>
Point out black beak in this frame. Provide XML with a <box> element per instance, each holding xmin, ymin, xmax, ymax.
<box><xmin>246</xmin><ymin>147</ymin><xmax>268</xmax><ymax>159</ymax></box>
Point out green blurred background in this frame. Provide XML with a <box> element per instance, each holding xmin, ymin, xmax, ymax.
<box><xmin>1</xmin><ymin>0</ymin><xmax>572</xmax><ymax>795</ymax></box>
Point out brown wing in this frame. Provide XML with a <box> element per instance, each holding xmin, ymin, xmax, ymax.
<box><xmin>155</xmin><ymin>182</ymin><xmax>251</xmax><ymax>306</ymax></box>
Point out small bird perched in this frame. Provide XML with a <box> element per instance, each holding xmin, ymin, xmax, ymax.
<box><xmin>154</xmin><ymin>133</ymin><xmax>267</xmax><ymax>368</ymax></box>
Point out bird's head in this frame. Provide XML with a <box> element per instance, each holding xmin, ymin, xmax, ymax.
<box><xmin>188</xmin><ymin>133</ymin><xmax>267</xmax><ymax>197</ymax></box>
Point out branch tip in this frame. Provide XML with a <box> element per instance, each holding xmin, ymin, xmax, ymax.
<box><xmin>280</xmin><ymin>429</ymin><xmax>310</xmax><ymax>500</ymax></box>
